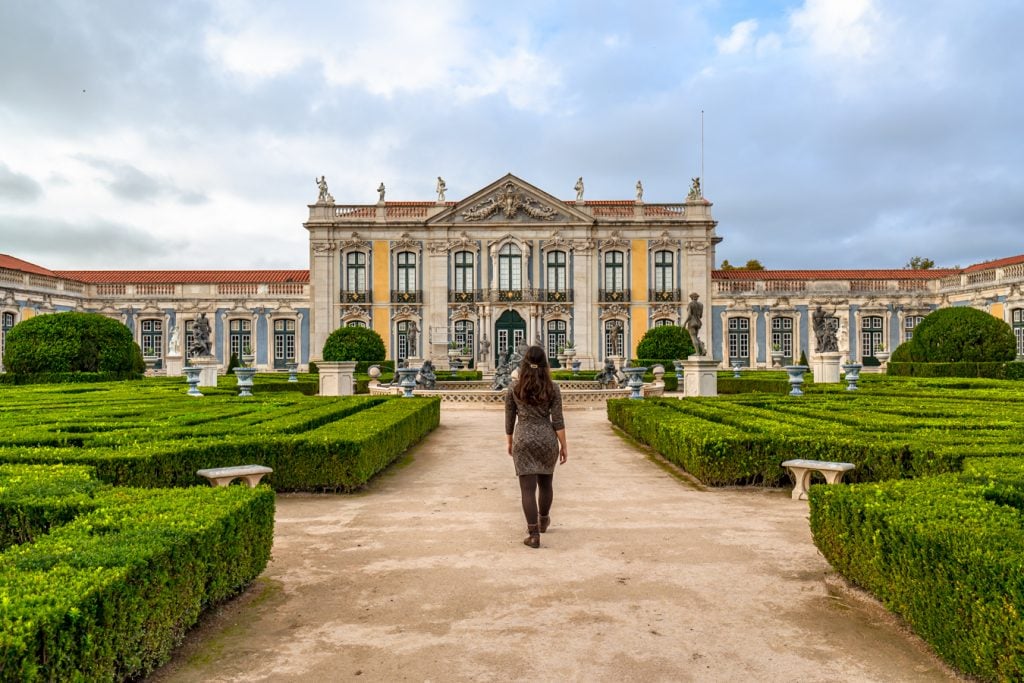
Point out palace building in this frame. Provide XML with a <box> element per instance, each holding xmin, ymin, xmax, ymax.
<box><xmin>2</xmin><ymin>173</ymin><xmax>1023</xmax><ymax>373</ymax></box>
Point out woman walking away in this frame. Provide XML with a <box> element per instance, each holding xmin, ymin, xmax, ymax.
<box><xmin>505</xmin><ymin>345</ymin><xmax>568</xmax><ymax>548</ymax></box>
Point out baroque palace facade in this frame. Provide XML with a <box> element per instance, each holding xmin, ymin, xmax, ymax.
<box><xmin>2</xmin><ymin>173</ymin><xmax>1023</xmax><ymax>373</ymax></box>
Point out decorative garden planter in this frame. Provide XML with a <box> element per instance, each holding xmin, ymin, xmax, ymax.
<box><xmin>242</xmin><ymin>354</ymin><xmax>255</xmax><ymax>367</ymax></box>
<box><xmin>286</xmin><ymin>362</ymin><xmax>299</xmax><ymax>382</ymax></box>
<box><xmin>397</xmin><ymin>367</ymin><xmax>420</xmax><ymax>398</ymax></box>
<box><xmin>571</xmin><ymin>359</ymin><xmax>581</xmax><ymax>375</ymax></box>
<box><xmin>841</xmin><ymin>363</ymin><xmax>862</xmax><ymax>391</ymax></box>
<box><xmin>563</xmin><ymin>348</ymin><xmax>576</xmax><ymax>359</ymax></box>
<box><xmin>731</xmin><ymin>362</ymin><xmax>742</xmax><ymax>378</ymax></box>
<box><xmin>623</xmin><ymin>366</ymin><xmax>648</xmax><ymax>400</ymax></box>
<box><xmin>784</xmin><ymin>365</ymin><xmax>809</xmax><ymax>396</ymax></box>
<box><xmin>673</xmin><ymin>360</ymin><xmax>684</xmax><ymax>382</ymax></box>
<box><xmin>875</xmin><ymin>351</ymin><xmax>890</xmax><ymax>364</ymax></box>
<box><xmin>233</xmin><ymin>367</ymin><xmax>257</xmax><ymax>397</ymax></box>
<box><xmin>183</xmin><ymin>366</ymin><xmax>203</xmax><ymax>397</ymax></box>
<box><xmin>771</xmin><ymin>352</ymin><xmax>784</xmax><ymax>368</ymax></box>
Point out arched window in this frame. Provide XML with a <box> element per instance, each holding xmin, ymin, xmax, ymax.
<box><xmin>140</xmin><ymin>319</ymin><xmax>163</xmax><ymax>359</ymax></box>
<box><xmin>654</xmin><ymin>250</ymin><xmax>673</xmax><ymax>293</ymax></box>
<box><xmin>728</xmin><ymin>317</ymin><xmax>749</xmax><ymax>365</ymax></box>
<box><xmin>1</xmin><ymin>312</ymin><xmax>15</xmax><ymax>371</ymax></box>
<box><xmin>604</xmin><ymin>320</ymin><xmax>624</xmax><ymax>357</ymax></box>
<box><xmin>771</xmin><ymin>316</ymin><xmax>793</xmax><ymax>362</ymax></box>
<box><xmin>396</xmin><ymin>320</ymin><xmax>414</xmax><ymax>360</ymax></box>
<box><xmin>273</xmin><ymin>319</ymin><xmax>295</xmax><ymax>367</ymax></box>
<box><xmin>861</xmin><ymin>315</ymin><xmax>884</xmax><ymax>357</ymax></box>
<box><xmin>229</xmin><ymin>319</ymin><xmax>252</xmax><ymax>358</ymax></box>
<box><xmin>604</xmin><ymin>251</ymin><xmax>624</xmax><ymax>291</ymax></box>
<box><xmin>454</xmin><ymin>251</ymin><xmax>474</xmax><ymax>292</ymax></box>
<box><xmin>346</xmin><ymin>252</ymin><xmax>366</xmax><ymax>296</ymax></box>
<box><xmin>546</xmin><ymin>251</ymin><xmax>567</xmax><ymax>294</ymax></box>
<box><xmin>654</xmin><ymin>319</ymin><xmax>673</xmax><ymax>327</ymax></box>
<box><xmin>498</xmin><ymin>243</ymin><xmax>522</xmax><ymax>291</ymax></box>
<box><xmin>1012</xmin><ymin>309</ymin><xmax>1024</xmax><ymax>357</ymax></box>
<box><xmin>547</xmin><ymin>319</ymin><xmax>567</xmax><ymax>361</ymax></box>
<box><xmin>397</xmin><ymin>251</ymin><xmax>416</xmax><ymax>292</ymax></box>
<box><xmin>347</xmin><ymin>320</ymin><xmax>367</xmax><ymax>328</ymax></box>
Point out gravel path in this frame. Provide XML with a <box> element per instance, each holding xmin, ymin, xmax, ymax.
<box><xmin>152</xmin><ymin>406</ymin><xmax>956</xmax><ymax>682</ymax></box>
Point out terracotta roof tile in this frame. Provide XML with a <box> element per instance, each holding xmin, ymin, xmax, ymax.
<box><xmin>0</xmin><ymin>254</ymin><xmax>66</xmax><ymax>279</ymax></box>
<box><xmin>53</xmin><ymin>270</ymin><xmax>309</xmax><ymax>284</ymax></box>
<box><xmin>962</xmin><ymin>253</ymin><xmax>1024</xmax><ymax>273</ymax></box>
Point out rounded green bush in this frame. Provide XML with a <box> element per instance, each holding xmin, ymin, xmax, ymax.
<box><xmin>892</xmin><ymin>307</ymin><xmax>1016</xmax><ymax>363</ymax></box>
<box><xmin>3</xmin><ymin>312</ymin><xmax>145</xmax><ymax>374</ymax></box>
<box><xmin>322</xmin><ymin>326</ymin><xmax>386</xmax><ymax>362</ymax></box>
<box><xmin>635</xmin><ymin>324</ymin><xmax>695</xmax><ymax>361</ymax></box>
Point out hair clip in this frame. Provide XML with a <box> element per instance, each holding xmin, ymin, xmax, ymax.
<box><xmin>529</xmin><ymin>363</ymin><xmax>538</xmax><ymax>368</ymax></box>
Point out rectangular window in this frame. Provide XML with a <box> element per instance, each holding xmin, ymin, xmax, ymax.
<box><xmin>141</xmin><ymin>319</ymin><xmax>163</xmax><ymax>359</ymax></box>
<box><xmin>346</xmin><ymin>252</ymin><xmax>366</xmax><ymax>292</ymax></box>
<box><xmin>654</xmin><ymin>251</ymin><xmax>673</xmax><ymax>292</ymax></box>
<box><xmin>728</xmin><ymin>317</ymin><xmax>749</xmax><ymax>363</ymax></box>
<box><xmin>604</xmin><ymin>251</ymin><xmax>624</xmax><ymax>291</ymax></box>
<box><xmin>546</xmin><ymin>251</ymin><xmax>567</xmax><ymax>292</ymax></box>
<box><xmin>547</xmin><ymin>320</ymin><xmax>566</xmax><ymax>359</ymax></box>
<box><xmin>604</xmin><ymin>321</ymin><xmax>624</xmax><ymax>357</ymax></box>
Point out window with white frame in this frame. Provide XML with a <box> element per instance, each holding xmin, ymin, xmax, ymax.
<box><xmin>397</xmin><ymin>251</ymin><xmax>416</xmax><ymax>292</ymax></box>
<box><xmin>140</xmin><ymin>319</ymin><xmax>163</xmax><ymax>358</ymax></box>
<box><xmin>229</xmin><ymin>319</ymin><xmax>251</xmax><ymax>357</ymax></box>
<box><xmin>346</xmin><ymin>252</ymin><xmax>366</xmax><ymax>293</ymax></box>
<box><xmin>396</xmin><ymin>320</ymin><xmax>413</xmax><ymax>360</ymax></box>
<box><xmin>1013</xmin><ymin>309</ymin><xmax>1024</xmax><ymax>357</ymax></box>
<box><xmin>903</xmin><ymin>315</ymin><xmax>925</xmax><ymax>342</ymax></box>
<box><xmin>454</xmin><ymin>319</ymin><xmax>474</xmax><ymax>352</ymax></box>
<box><xmin>861</xmin><ymin>315</ymin><xmax>884</xmax><ymax>356</ymax></box>
<box><xmin>771</xmin><ymin>316</ymin><xmax>793</xmax><ymax>360</ymax></box>
<box><xmin>654</xmin><ymin>250</ymin><xmax>673</xmax><ymax>292</ymax></box>
<box><xmin>728</xmin><ymin>317</ymin><xmax>749</xmax><ymax>363</ymax></box>
<box><xmin>498</xmin><ymin>243</ymin><xmax>522</xmax><ymax>291</ymax></box>
<box><xmin>546</xmin><ymin>251</ymin><xmax>567</xmax><ymax>293</ymax></box>
<box><xmin>604</xmin><ymin>320</ymin><xmax>624</xmax><ymax>357</ymax></box>
<box><xmin>347</xmin><ymin>320</ymin><xmax>366</xmax><ymax>328</ymax></box>
<box><xmin>654</xmin><ymin>318</ymin><xmax>673</xmax><ymax>327</ymax></box>
<box><xmin>274</xmin><ymin>319</ymin><xmax>295</xmax><ymax>363</ymax></box>
<box><xmin>454</xmin><ymin>251</ymin><xmax>474</xmax><ymax>292</ymax></box>
<box><xmin>547</xmin><ymin>319</ymin><xmax>566</xmax><ymax>359</ymax></box>
<box><xmin>604</xmin><ymin>251</ymin><xmax>625</xmax><ymax>291</ymax></box>
<box><xmin>1</xmin><ymin>312</ymin><xmax>15</xmax><ymax>370</ymax></box>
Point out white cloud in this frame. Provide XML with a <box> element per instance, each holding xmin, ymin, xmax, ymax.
<box><xmin>789</xmin><ymin>0</ymin><xmax>881</xmax><ymax>60</ymax></box>
<box><xmin>715</xmin><ymin>19</ymin><xmax>759</xmax><ymax>55</ymax></box>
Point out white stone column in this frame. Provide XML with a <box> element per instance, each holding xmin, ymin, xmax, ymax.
<box><xmin>572</xmin><ymin>243</ymin><xmax>595</xmax><ymax>369</ymax></box>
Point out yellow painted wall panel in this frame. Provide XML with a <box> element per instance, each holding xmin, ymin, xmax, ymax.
<box><xmin>373</xmin><ymin>241</ymin><xmax>389</xmax><ymax>304</ymax></box>
<box><xmin>373</xmin><ymin>307</ymin><xmax>390</xmax><ymax>357</ymax></box>
<box><xmin>631</xmin><ymin>305</ymin><xmax>648</xmax><ymax>356</ymax></box>
<box><xmin>990</xmin><ymin>303</ymin><xmax>1004</xmax><ymax>319</ymax></box>
<box><xmin>20</xmin><ymin>308</ymin><xmax>34</xmax><ymax>320</ymax></box>
<box><xmin>631</xmin><ymin>239</ymin><xmax>647</xmax><ymax>301</ymax></box>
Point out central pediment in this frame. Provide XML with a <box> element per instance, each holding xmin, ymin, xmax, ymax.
<box><xmin>427</xmin><ymin>174</ymin><xmax>594</xmax><ymax>226</ymax></box>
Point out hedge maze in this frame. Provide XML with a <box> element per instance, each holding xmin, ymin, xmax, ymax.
<box><xmin>609</xmin><ymin>377</ymin><xmax>1024</xmax><ymax>681</ymax></box>
<box><xmin>0</xmin><ymin>380</ymin><xmax>440</xmax><ymax>679</ymax></box>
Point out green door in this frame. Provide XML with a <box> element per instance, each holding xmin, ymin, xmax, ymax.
<box><xmin>495</xmin><ymin>310</ymin><xmax>526</xmax><ymax>365</ymax></box>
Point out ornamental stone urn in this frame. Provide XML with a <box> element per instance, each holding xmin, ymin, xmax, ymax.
<box><xmin>784</xmin><ymin>365</ymin><xmax>809</xmax><ymax>396</ymax></box>
<box><xmin>841</xmin><ymin>363</ymin><xmax>862</xmax><ymax>391</ymax></box>
<box><xmin>623</xmin><ymin>366</ymin><xmax>648</xmax><ymax>400</ymax></box>
<box><xmin>731</xmin><ymin>362</ymin><xmax>743</xmax><ymax>378</ymax></box>
<box><xmin>233</xmin><ymin>367</ymin><xmax>257</xmax><ymax>397</ymax></box>
<box><xmin>285</xmin><ymin>361</ymin><xmax>299</xmax><ymax>382</ymax></box>
<box><xmin>183</xmin><ymin>366</ymin><xmax>203</xmax><ymax>397</ymax></box>
<box><xmin>397</xmin><ymin>367</ymin><xmax>420</xmax><ymax>398</ymax></box>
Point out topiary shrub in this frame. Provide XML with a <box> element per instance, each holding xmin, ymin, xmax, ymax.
<box><xmin>635</xmin><ymin>325</ymin><xmax>694</xmax><ymax>361</ymax></box>
<box><xmin>322</xmin><ymin>326</ymin><xmax>386</xmax><ymax>363</ymax></box>
<box><xmin>892</xmin><ymin>307</ymin><xmax>1016</xmax><ymax>363</ymax></box>
<box><xmin>3</xmin><ymin>312</ymin><xmax>143</xmax><ymax>375</ymax></box>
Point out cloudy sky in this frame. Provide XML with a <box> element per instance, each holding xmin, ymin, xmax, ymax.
<box><xmin>1</xmin><ymin>0</ymin><xmax>1021</xmax><ymax>271</ymax></box>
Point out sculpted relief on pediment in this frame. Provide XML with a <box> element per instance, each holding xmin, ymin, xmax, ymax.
<box><xmin>460</xmin><ymin>181</ymin><xmax>560</xmax><ymax>223</ymax></box>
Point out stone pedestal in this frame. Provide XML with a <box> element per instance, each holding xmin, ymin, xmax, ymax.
<box><xmin>682</xmin><ymin>357</ymin><xmax>718</xmax><ymax>397</ymax></box>
<box><xmin>164</xmin><ymin>354</ymin><xmax>183</xmax><ymax>377</ymax></box>
<box><xmin>812</xmin><ymin>352</ymin><xmax>842</xmax><ymax>384</ymax></box>
<box><xmin>318</xmin><ymin>361</ymin><xmax>357</xmax><ymax>396</ymax></box>
<box><xmin>193</xmin><ymin>356</ymin><xmax>219</xmax><ymax>387</ymax></box>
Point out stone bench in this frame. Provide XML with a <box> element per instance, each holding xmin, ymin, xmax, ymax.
<box><xmin>780</xmin><ymin>459</ymin><xmax>856</xmax><ymax>500</ymax></box>
<box><xmin>196</xmin><ymin>465</ymin><xmax>273</xmax><ymax>488</ymax></box>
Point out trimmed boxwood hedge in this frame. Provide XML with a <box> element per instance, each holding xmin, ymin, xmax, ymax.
<box><xmin>809</xmin><ymin>458</ymin><xmax>1024</xmax><ymax>681</ymax></box>
<box><xmin>2</xmin><ymin>312</ymin><xmax>145</xmax><ymax>375</ymax></box>
<box><xmin>0</xmin><ymin>465</ymin><xmax>274</xmax><ymax>681</ymax></box>
<box><xmin>887</xmin><ymin>360</ymin><xmax>1024</xmax><ymax>379</ymax></box>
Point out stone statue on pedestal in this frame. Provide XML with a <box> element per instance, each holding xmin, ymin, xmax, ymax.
<box><xmin>636</xmin><ymin>180</ymin><xmax>643</xmax><ymax>202</ymax></box>
<box><xmin>436</xmin><ymin>177</ymin><xmax>446</xmax><ymax>202</ymax></box>
<box><xmin>377</xmin><ymin>182</ymin><xmax>386</xmax><ymax>203</ymax></box>
<box><xmin>596</xmin><ymin>357</ymin><xmax>618</xmax><ymax>387</ymax></box>
<box><xmin>574</xmin><ymin>177</ymin><xmax>584</xmax><ymax>201</ymax></box>
<box><xmin>418</xmin><ymin>360</ymin><xmax>436</xmax><ymax>389</ymax></box>
<box><xmin>684</xmin><ymin>292</ymin><xmax>707</xmax><ymax>356</ymax></box>
<box><xmin>492</xmin><ymin>350</ymin><xmax>511</xmax><ymax>390</ymax></box>
<box><xmin>188</xmin><ymin>313</ymin><xmax>212</xmax><ymax>358</ymax></box>
<box><xmin>812</xmin><ymin>305</ymin><xmax>839</xmax><ymax>353</ymax></box>
<box><xmin>687</xmin><ymin>177</ymin><xmax>702</xmax><ymax>201</ymax></box>
<box><xmin>315</xmin><ymin>176</ymin><xmax>334</xmax><ymax>204</ymax></box>
<box><xmin>168</xmin><ymin>323</ymin><xmax>180</xmax><ymax>355</ymax></box>
<box><xmin>479</xmin><ymin>333</ymin><xmax>491</xmax><ymax>359</ymax></box>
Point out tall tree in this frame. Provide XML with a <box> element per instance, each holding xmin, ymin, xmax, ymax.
<box><xmin>905</xmin><ymin>256</ymin><xmax>935</xmax><ymax>270</ymax></box>
<box><xmin>719</xmin><ymin>259</ymin><xmax>736</xmax><ymax>270</ymax></box>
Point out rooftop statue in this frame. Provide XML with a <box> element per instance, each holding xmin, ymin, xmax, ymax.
<box><xmin>315</xmin><ymin>176</ymin><xmax>334</xmax><ymax>204</ymax></box>
<box><xmin>636</xmin><ymin>180</ymin><xmax>643</xmax><ymax>202</ymax></box>
<box><xmin>574</xmin><ymin>176</ymin><xmax>584</xmax><ymax>201</ymax></box>
<box><xmin>436</xmin><ymin>177</ymin><xmax>446</xmax><ymax>202</ymax></box>
<box><xmin>687</xmin><ymin>176</ymin><xmax>702</xmax><ymax>201</ymax></box>
<box><xmin>377</xmin><ymin>182</ymin><xmax>386</xmax><ymax>203</ymax></box>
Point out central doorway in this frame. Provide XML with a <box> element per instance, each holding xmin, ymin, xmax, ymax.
<box><xmin>495</xmin><ymin>310</ymin><xmax>526</xmax><ymax>363</ymax></box>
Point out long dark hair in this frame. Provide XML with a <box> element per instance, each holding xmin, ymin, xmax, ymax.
<box><xmin>513</xmin><ymin>345</ymin><xmax>556</xmax><ymax>406</ymax></box>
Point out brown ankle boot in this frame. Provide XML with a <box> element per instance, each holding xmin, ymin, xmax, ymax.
<box><xmin>539</xmin><ymin>515</ymin><xmax>551</xmax><ymax>533</ymax></box>
<box><xmin>523</xmin><ymin>524</ymin><xmax>540</xmax><ymax>548</ymax></box>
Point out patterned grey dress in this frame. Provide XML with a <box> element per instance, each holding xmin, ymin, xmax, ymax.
<box><xmin>505</xmin><ymin>385</ymin><xmax>565</xmax><ymax>476</ymax></box>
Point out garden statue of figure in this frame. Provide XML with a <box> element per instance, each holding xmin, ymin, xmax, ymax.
<box><xmin>492</xmin><ymin>350</ymin><xmax>511</xmax><ymax>390</ymax></box>
<box><xmin>509</xmin><ymin>342</ymin><xmax>525</xmax><ymax>368</ymax></box>
<box><xmin>377</xmin><ymin>182</ymin><xmax>386</xmax><ymax>202</ymax></box>
<box><xmin>189</xmin><ymin>312</ymin><xmax>212</xmax><ymax>357</ymax></box>
<box><xmin>596</xmin><ymin>357</ymin><xmax>618</xmax><ymax>387</ymax></box>
<box><xmin>168</xmin><ymin>323</ymin><xmax>180</xmax><ymax>355</ymax></box>
<box><xmin>687</xmin><ymin>177</ymin><xmax>702</xmax><ymax>200</ymax></box>
<box><xmin>636</xmin><ymin>180</ymin><xmax>643</xmax><ymax>202</ymax></box>
<box><xmin>812</xmin><ymin>305</ymin><xmax>839</xmax><ymax>353</ymax></box>
<box><xmin>684</xmin><ymin>292</ymin><xmax>707</xmax><ymax>356</ymax></box>
<box><xmin>436</xmin><ymin>176</ymin><xmax>446</xmax><ymax>202</ymax></box>
<box><xmin>574</xmin><ymin>176</ymin><xmax>584</xmax><ymax>201</ymax></box>
<box><xmin>406</xmin><ymin>322</ymin><xmax>418</xmax><ymax>355</ymax></box>
<box><xmin>479</xmin><ymin>334</ymin><xmax>491</xmax><ymax>359</ymax></box>
<box><xmin>315</xmin><ymin>176</ymin><xmax>334</xmax><ymax>203</ymax></box>
<box><xmin>418</xmin><ymin>360</ymin><xmax>437</xmax><ymax>389</ymax></box>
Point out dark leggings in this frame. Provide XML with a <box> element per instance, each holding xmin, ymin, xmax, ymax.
<box><xmin>518</xmin><ymin>474</ymin><xmax>553</xmax><ymax>525</ymax></box>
